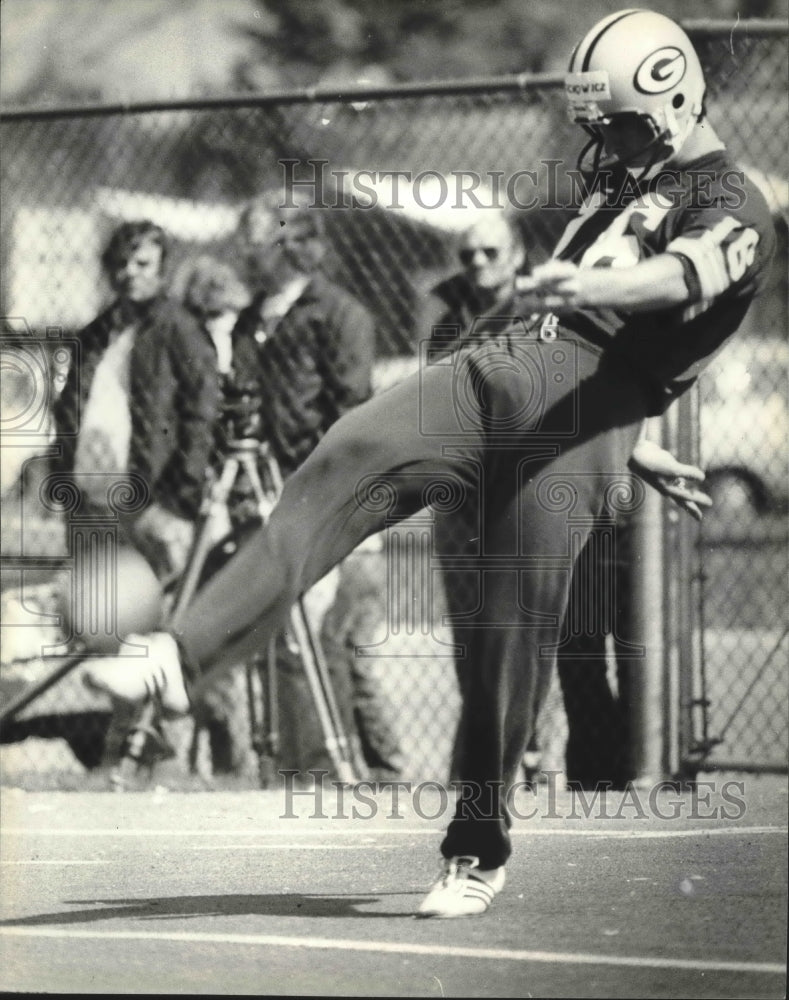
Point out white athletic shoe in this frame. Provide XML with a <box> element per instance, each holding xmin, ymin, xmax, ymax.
<box><xmin>416</xmin><ymin>856</ymin><xmax>506</xmax><ymax>918</ymax></box>
<box><xmin>82</xmin><ymin>632</ymin><xmax>189</xmax><ymax>716</ymax></box>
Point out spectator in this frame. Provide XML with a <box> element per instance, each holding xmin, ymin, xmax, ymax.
<box><xmin>192</xmin><ymin>193</ymin><xmax>385</xmax><ymax>780</ymax></box>
<box><xmin>52</xmin><ymin>220</ymin><xmax>219</xmax><ymax>577</ymax></box>
<box><xmin>177</xmin><ymin>254</ymin><xmax>252</xmax><ymax>776</ymax></box>
<box><xmin>426</xmin><ymin>211</ymin><xmax>527</xmax><ymax>353</ymax></box>
<box><xmin>182</xmin><ymin>254</ymin><xmax>251</xmax><ymax>379</ymax></box>
<box><xmin>52</xmin><ymin>219</ymin><xmax>220</xmax><ymax>766</ymax></box>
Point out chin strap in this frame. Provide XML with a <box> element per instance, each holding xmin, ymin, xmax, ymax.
<box><xmin>624</xmin><ymin>141</ymin><xmax>673</xmax><ymax>183</ymax></box>
<box><xmin>576</xmin><ymin>128</ymin><xmax>605</xmax><ymax>174</ymax></box>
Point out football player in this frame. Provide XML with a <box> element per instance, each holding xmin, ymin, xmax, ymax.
<box><xmin>85</xmin><ymin>10</ymin><xmax>774</xmax><ymax>917</ymax></box>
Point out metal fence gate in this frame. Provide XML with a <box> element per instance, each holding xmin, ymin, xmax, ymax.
<box><xmin>1</xmin><ymin>21</ymin><xmax>787</xmax><ymax>785</ymax></box>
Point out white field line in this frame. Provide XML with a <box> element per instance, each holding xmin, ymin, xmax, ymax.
<box><xmin>0</xmin><ymin>925</ymin><xmax>784</xmax><ymax>977</ymax></box>
<box><xmin>1</xmin><ymin>825</ymin><xmax>786</xmax><ymax>839</ymax></box>
<box><xmin>0</xmin><ymin>860</ymin><xmax>113</xmax><ymax>866</ymax></box>
<box><xmin>189</xmin><ymin>843</ymin><xmax>393</xmax><ymax>850</ymax></box>
<box><xmin>0</xmin><ymin>848</ymin><xmax>374</xmax><ymax>863</ymax></box>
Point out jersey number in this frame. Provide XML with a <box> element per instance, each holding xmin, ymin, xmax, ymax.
<box><xmin>579</xmin><ymin>199</ymin><xmax>669</xmax><ymax>270</ymax></box>
<box><xmin>726</xmin><ymin>227</ymin><xmax>759</xmax><ymax>282</ymax></box>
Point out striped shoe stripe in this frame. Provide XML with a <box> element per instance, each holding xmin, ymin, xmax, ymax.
<box><xmin>465</xmin><ymin>876</ymin><xmax>497</xmax><ymax>902</ymax></box>
<box><xmin>569</xmin><ymin>9</ymin><xmax>642</xmax><ymax>72</ymax></box>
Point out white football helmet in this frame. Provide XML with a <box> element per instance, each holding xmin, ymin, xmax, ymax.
<box><xmin>565</xmin><ymin>9</ymin><xmax>706</xmax><ymax>173</ymax></box>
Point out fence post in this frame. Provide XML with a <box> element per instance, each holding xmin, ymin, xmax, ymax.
<box><xmin>673</xmin><ymin>388</ymin><xmax>703</xmax><ymax>781</ymax></box>
<box><xmin>628</xmin><ymin>417</ymin><xmax>667</xmax><ymax>784</ymax></box>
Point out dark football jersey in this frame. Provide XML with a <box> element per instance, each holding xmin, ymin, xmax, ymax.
<box><xmin>552</xmin><ymin>149</ymin><xmax>777</xmax><ymax>414</ymax></box>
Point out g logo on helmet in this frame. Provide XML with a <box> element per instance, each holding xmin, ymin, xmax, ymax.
<box><xmin>634</xmin><ymin>47</ymin><xmax>687</xmax><ymax>94</ymax></box>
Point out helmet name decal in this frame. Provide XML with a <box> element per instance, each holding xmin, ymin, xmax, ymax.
<box><xmin>634</xmin><ymin>47</ymin><xmax>687</xmax><ymax>94</ymax></box>
<box><xmin>565</xmin><ymin>71</ymin><xmax>611</xmax><ymax>99</ymax></box>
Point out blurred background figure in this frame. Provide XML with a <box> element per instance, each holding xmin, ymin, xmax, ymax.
<box><xmin>52</xmin><ymin>220</ymin><xmax>220</xmax><ymax>580</ymax></box>
<box><xmin>426</xmin><ymin>211</ymin><xmax>526</xmax><ymax>349</ymax></box>
<box><xmin>182</xmin><ymin>254</ymin><xmax>251</xmax><ymax>379</ymax></box>
<box><xmin>50</xmin><ymin>219</ymin><xmax>220</xmax><ymax>769</ymax></box>
<box><xmin>173</xmin><ymin>253</ymin><xmax>253</xmax><ymax>777</ymax></box>
<box><xmin>188</xmin><ymin>193</ymin><xmax>389</xmax><ymax>782</ymax></box>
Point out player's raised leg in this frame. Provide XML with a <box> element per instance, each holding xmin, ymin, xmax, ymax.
<box><xmin>83</xmin><ymin>357</ymin><xmax>484</xmax><ymax>704</ymax></box>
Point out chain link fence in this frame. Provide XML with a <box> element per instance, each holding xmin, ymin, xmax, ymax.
<box><xmin>1</xmin><ymin>22</ymin><xmax>786</xmax><ymax>787</ymax></box>
<box><xmin>675</xmin><ymin>25</ymin><xmax>788</xmax><ymax>778</ymax></box>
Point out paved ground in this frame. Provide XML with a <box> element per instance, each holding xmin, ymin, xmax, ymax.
<box><xmin>0</xmin><ymin>776</ymin><xmax>786</xmax><ymax>998</ymax></box>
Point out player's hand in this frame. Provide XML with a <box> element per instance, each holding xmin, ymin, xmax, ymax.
<box><xmin>628</xmin><ymin>438</ymin><xmax>713</xmax><ymax>521</ymax></box>
<box><xmin>515</xmin><ymin>260</ymin><xmax>583</xmax><ymax>313</ymax></box>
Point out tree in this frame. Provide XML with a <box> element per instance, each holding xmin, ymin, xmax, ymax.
<box><xmin>3</xmin><ymin>0</ymin><xmax>784</xmax><ymax>108</ymax></box>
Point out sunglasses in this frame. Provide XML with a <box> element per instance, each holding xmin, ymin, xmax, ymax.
<box><xmin>273</xmin><ymin>232</ymin><xmax>320</xmax><ymax>247</ymax></box>
<box><xmin>458</xmin><ymin>246</ymin><xmax>503</xmax><ymax>265</ymax></box>
<box><xmin>245</xmin><ymin>228</ymin><xmax>321</xmax><ymax>251</ymax></box>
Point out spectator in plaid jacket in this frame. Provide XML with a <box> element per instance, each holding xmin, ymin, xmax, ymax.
<box><xmin>52</xmin><ymin>220</ymin><xmax>220</xmax><ymax>580</ymax></box>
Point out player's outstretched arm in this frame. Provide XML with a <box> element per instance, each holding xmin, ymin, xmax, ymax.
<box><xmin>516</xmin><ymin>256</ymin><xmax>690</xmax><ymax>313</ymax></box>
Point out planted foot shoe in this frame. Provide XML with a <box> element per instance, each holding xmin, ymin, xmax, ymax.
<box><xmin>416</xmin><ymin>856</ymin><xmax>505</xmax><ymax>918</ymax></box>
<box><xmin>82</xmin><ymin>632</ymin><xmax>189</xmax><ymax>715</ymax></box>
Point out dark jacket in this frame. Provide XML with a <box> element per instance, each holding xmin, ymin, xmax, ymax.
<box><xmin>428</xmin><ymin>273</ymin><xmax>525</xmax><ymax>354</ymax></box>
<box><xmin>229</xmin><ymin>274</ymin><xmax>375</xmax><ymax>475</ymax></box>
<box><xmin>52</xmin><ymin>295</ymin><xmax>220</xmax><ymax>519</ymax></box>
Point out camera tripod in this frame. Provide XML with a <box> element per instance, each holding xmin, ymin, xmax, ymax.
<box><xmin>111</xmin><ymin>436</ymin><xmax>361</xmax><ymax>789</ymax></box>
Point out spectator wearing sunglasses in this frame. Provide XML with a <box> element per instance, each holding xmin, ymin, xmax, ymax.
<box><xmin>426</xmin><ymin>212</ymin><xmax>527</xmax><ymax>359</ymax></box>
